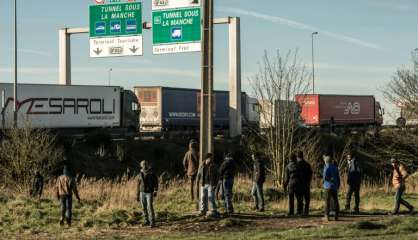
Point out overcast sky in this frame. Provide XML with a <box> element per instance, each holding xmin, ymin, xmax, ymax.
<box><xmin>1</xmin><ymin>0</ymin><xmax>417</xmax><ymax>123</ymax></box>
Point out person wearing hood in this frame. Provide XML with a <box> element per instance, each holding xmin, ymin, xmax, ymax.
<box><xmin>30</xmin><ymin>170</ymin><xmax>44</xmax><ymax>199</ymax></box>
<box><xmin>322</xmin><ymin>152</ymin><xmax>340</xmax><ymax>221</ymax></box>
<box><xmin>197</xmin><ymin>153</ymin><xmax>220</xmax><ymax>217</ymax></box>
<box><xmin>344</xmin><ymin>152</ymin><xmax>362</xmax><ymax>214</ymax></box>
<box><xmin>251</xmin><ymin>152</ymin><xmax>266</xmax><ymax>212</ymax></box>
<box><xmin>55</xmin><ymin>166</ymin><xmax>81</xmax><ymax>227</ymax></box>
<box><xmin>136</xmin><ymin>160</ymin><xmax>159</xmax><ymax>228</ymax></box>
<box><xmin>284</xmin><ymin>154</ymin><xmax>302</xmax><ymax>216</ymax></box>
<box><xmin>183</xmin><ymin>140</ymin><xmax>199</xmax><ymax>200</ymax></box>
<box><xmin>219</xmin><ymin>153</ymin><xmax>236</xmax><ymax>215</ymax></box>
<box><xmin>296</xmin><ymin>151</ymin><xmax>312</xmax><ymax>216</ymax></box>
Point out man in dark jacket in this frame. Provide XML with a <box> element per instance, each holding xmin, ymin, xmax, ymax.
<box><xmin>56</xmin><ymin>166</ymin><xmax>81</xmax><ymax>227</ymax></box>
<box><xmin>30</xmin><ymin>170</ymin><xmax>44</xmax><ymax>199</ymax></box>
<box><xmin>251</xmin><ymin>153</ymin><xmax>266</xmax><ymax>212</ymax></box>
<box><xmin>136</xmin><ymin>160</ymin><xmax>159</xmax><ymax>228</ymax></box>
<box><xmin>344</xmin><ymin>152</ymin><xmax>362</xmax><ymax>214</ymax></box>
<box><xmin>284</xmin><ymin>154</ymin><xmax>302</xmax><ymax>216</ymax></box>
<box><xmin>296</xmin><ymin>151</ymin><xmax>312</xmax><ymax>216</ymax></box>
<box><xmin>219</xmin><ymin>153</ymin><xmax>236</xmax><ymax>214</ymax></box>
<box><xmin>183</xmin><ymin>140</ymin><xmax>199</xmax><ymax>200</ymax></box>
<box><xmin>197</xmin><ymin>153</ymin><xmax>219</xmax><ymax>217</ymax></box>
<box><xmin>322</xmin><ymin>152</ymin><xmax>340</xmax><ymax>221</ymax></box>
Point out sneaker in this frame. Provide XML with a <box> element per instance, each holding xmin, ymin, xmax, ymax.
<box><xmin>258</xmin><ymin>208</ymin><xmax>265</xmax><ymax>212</ymax></box>
<box><xmin>198</xmin><ymin>211</ymin><xmax>206</xmax><ymax>217</ymax></box>
<box><xmin>59</xmin><ymin>220</ymin><xmax>64</xmax><ymax>226</ymax></box>
<box><xmin>150</xmin><ymin>223</ymin><xmax>156</xmax><ymax>228</ymax></box>
<box><xmin>322</xmin><ymin>216</ymin><xmax>330</xmax><ymax>222</ymax></box>
<box><xmin>409</xmin><ymin>207</ymin><xmax>415</xmax><ymax>215</ymax></box>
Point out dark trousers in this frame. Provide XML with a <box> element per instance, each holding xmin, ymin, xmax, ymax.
<box><xmin>60</xmin><ymin>195</ymin><xmax>72</xmax><ymax>222</ymax></box>
<box><xmin>298</xmin><ymin>187</ymin><xmax>310</xmax><ymax>215</ymax></box>
<box><xmin>251</xmin><ymin>181</ymin><xmax>264</xmax><ymax>210</ymax></box>
<box><xmin>394</xmin><ymin>185</ymin><xmax>413</xmax><ymax>213</ymax></box>
<box><xmin>288</xmin><ymin>188</ymin><xmax>302</xmax><ymax>215</ymax></box>
<box><xmin>325</xmin><ymin>189</ymin><xmax>339</xmax><ymax>219</ymax></box>
<box><xmin>345</xmin><ymin>184</ymin><xmax>360</xmax><ymax>211</ymax></box>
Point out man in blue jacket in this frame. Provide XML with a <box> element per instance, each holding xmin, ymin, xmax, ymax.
<box><xmin>323</xmin><ymin>152</ymin><xmax>340</xmax><ymax>221</ymax></box>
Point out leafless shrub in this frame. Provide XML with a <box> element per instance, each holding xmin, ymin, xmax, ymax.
<box><xmin>249</xmin><ymin>50</ymin><xmax>311</xmax><ymax>187</ymax></box>
<box><xmin>0</xmin><ymin>126</ymin><xmax>63</xmax><ymax>192</ymax></box>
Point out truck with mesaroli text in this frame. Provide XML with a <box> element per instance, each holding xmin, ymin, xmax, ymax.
<box><xmin>0</xmin><ymin>83</ymin><xmax>140</xmax><ymax>136</ymax></box>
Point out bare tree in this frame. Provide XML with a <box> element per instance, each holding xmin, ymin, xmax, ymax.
<box><xmin>0</xmin><ymin>126</ymin><xmax>63</xmax><ymax>192</ymax></box>
<box><xmin>384</xmin><ymin>67</ymin><xmax>418</xmax><ymax>119</ymax></box>
<box><xmin>250</xmin><ymin>50</ymin><xmax>312</xmax><ymax>187</ymax></box>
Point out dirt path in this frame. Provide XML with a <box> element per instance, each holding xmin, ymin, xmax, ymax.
<box><xmin>11</xmin><ymin>213</ymin><xmax>390</xmax><ymax>240</ymax></box>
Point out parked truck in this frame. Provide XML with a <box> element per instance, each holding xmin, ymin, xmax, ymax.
<box><xmin>134</xmin><ymin>86</ymin><xmax>255</xmax><ymax>133</ymax></box>
<box><xmin>0</xmin><ymin>83</ymin><xmax>140</xmax><ymax>136</ymax></box>
<box><xmin>295</xmin><ymin>94</ymin><xmax>384</xmax><ymax>127</ymax></box>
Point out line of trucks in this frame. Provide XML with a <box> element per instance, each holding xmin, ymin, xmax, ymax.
<box><xmin>0</xmin><ymin>83</ymin><xmax>391</xmax><ymax>137</ymax></box>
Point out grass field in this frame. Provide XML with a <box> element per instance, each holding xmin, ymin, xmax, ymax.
<box><xmin>1</xmin><ymin>177</ymin><xmax>418</xmax><ymax>239</ymax></box>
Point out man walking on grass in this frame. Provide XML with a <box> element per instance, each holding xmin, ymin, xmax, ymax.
<box><xmin>296</xmin><ymin>151</ymin><xmax>312</xmax><ymax>216</ymax></box>
<box><xmin>251</xmin><ymin>152</ymin><xmax>266</xmax><ymax>212</ymax></box>
<box><xmin>219</xmin><ymin>153</ymin><xmax>236</xmax><ymax>215</ymax></box>
<box><xmin>284</xmin><ymin>154</ymin><xmax>302</xmax><ymax>216</ymax></box>
<box><xmin>137</xmin><ymin>160</ymin><xmax>159</xmax><ymax>228</ymax></box>
<box><xmin>322</xmin><ymin>152</ymin><xmax>340</xmax><ymax>221</ymax></box>
<box><xmin>197</xmin><ymin>153</ymin><xmax>220</xmax><ymax>217</ymax></box>
<box><xmin>56</xmin><ymin>166</ymin><xmax>81</xmax><ymax>227</ymax></box>
<box><xmin>345</xmin><ymin>152</ymin><xmax>362</xmax><ymax>214</ymax></box>
<box><xmin>183</xmin><ymin>140</ymin><xmax>199</xmax><ymax>201</ymax></box>
<box><xmin>390</xmin><ymin>158</ymin><xmax>414</xmax><ymax>215</ymax></box>
<box><xmin>30</xmin><ymin>170</ymin><xmax>44</xmax><ymax>199</ymax></box>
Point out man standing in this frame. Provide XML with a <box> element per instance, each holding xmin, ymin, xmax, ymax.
<box><xmin>345</xmin><ymin>152</ymin><xmax>362</xmax><ymax>214</ymax></box>
<box><xmin>197</xmin><ymin>153</ymin><xmax>220</xmax><ymax>217</ymax></box>
<box><xmin>56</xmin><ymin>166</ymin><xmax>81</xmax><ymax>227</ymax></box>
<box><xmin>251</xmin><ymin>152</ymin><xmax>266</xmax><ymax>212</ymax></box>
<box><xmin>30</xmin><ymin>170</ymin><xmax>44</xmax><ymax>199</ymax></box>
<box><xmin>296</xmin><ymin>151</ymin><xmax>312</xmax><ymax>216</ymax></box>
<box><xmin>322</xmin><ymin>152</ymin><xmax>340</xmax><ymax>221</ymax></box>
<box><xmin>137</xmin><ymin>160</ymin><xmax>159</xmax><ymax>228</ymax></box>
<box><xmin>219</xmin><ymin>153</ymin><xmax>236</xmax><ymax>215</ymax></box>
<box><xmin>391</xmin><ymin>158</ymin><xmax>414</xmax><ymax>215</ymax></box>
<box><xmin>284</xmin><ymin>154</ymin><xmax>302</xmax><ymax>216</ymax></box>
<box><xmin>183</xmin><ymin>140</ymin><xmax>199</xmax><ymax>201</ymax></box>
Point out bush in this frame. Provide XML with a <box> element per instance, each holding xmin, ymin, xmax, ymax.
<box><xmin>0</xmin><ymin>126</ymin><xmax>63</xmax><ymax>192</ymax></box>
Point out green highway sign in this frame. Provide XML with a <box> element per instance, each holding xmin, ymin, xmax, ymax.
<box><xmin>152</xmin><ymin>7</ymin><xmax>201</xmax><ymax>54</ymax></box>
<box><xmin>89</xmin><ymin>2</ymin><xmax>143</xmax><ymax>58</ymax></box>
<box><xmin>89</xmin><ymin>2</ymin><xmax>143</xmax><ymax>38</ymax></box>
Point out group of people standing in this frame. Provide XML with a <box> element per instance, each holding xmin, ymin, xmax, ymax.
<box><xmin>28</xmin><ymin>141</ymin><xmax>415</xmax><ymax>228</ymax></box>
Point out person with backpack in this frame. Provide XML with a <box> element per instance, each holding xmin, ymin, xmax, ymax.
<box><xmin>296</xmin><ymin>151</ymin><xmax>312</xmax><ymax>216</ymax></box>
<box><xmin>137</xmin><ymin>160</ymin><xmax>159</xmax><ymax>228</ymax></box>
<box><xmin>219</xmin><ymin>153</ymin><xmax>236</xmax><ymax>215</ymax></box>
<box><xmin>251</xmin><ymin>152</ymin><xmax>266</xmax><ymax>212</ymax></box>
<box><xmin>284</xmin><ymin>154</ymin><xmax>302</xmax><ymax>216</ymax></box>
<box><xmin>197</xmin><ymin>153</ymin><xmax>220</xmax><ymax>217</ymax></box>
<box><xmin>390</xmin><ymin>158</ymin><xmax>414</xmax><ymax>215</ymax></box>
<box><xmin>55</xmin><ymin>166</ymin><xmax>81</xmax><ymax>227</ymax></box>
<box><xmin>322</xmin><ymin>152</ymin><xmax>340</xmax><ymax>221</ymax></box>
<box><xmin>344</xmin><ymin>152</ymin><xmax>362</xmax><ymax>214</ymax></box>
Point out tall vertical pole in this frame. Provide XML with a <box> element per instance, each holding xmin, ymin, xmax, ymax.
<box><xmin>311</xmin><ymin>32</ymin><xmax>318</xmax><ymax>94</ymax></box>
<box><xmin>200</xmin><ymin>0</ymin><xmax>214</xmax><ymax>165</ymax></box>
<box><xmin>108</xmin><ymin>68</ymin><xmax>112</xmax><ymax>86</ymax></box>
<box><xmin>229</xmin><ymin>17</ymin><xmax>241</xmax><ymax>138</ymax></box>
<box><xmin>13</xmin><ymin>0</ymin><xmax>18</xmax><ymax>127</ymax></box>
<box><xmin>59</xmin><ymin>28</ymin><xmax>71</xmax><ymax>85</ymax></box>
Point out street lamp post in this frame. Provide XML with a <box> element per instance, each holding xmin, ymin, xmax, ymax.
<box><xmin>108</xmin><ymin>68</ymin><xmax>112</xmax><ymax>86</ymax></box>
<box><xmin>311</xmin><ymin>31</ymin><xmax>318</xmax><ymax>94</ymax></box>
<box><xmin>13</xmin><ymin>0</ymin><xmax>18</xmax><ymax>127</ymax></box>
